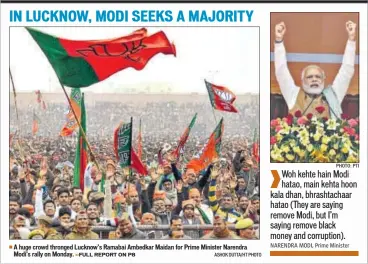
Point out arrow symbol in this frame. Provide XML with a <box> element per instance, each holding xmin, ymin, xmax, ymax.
<box><xmin>271</xmin><ymin>170</ymin><xmax>280</xmax><ymax>188</ymax></box>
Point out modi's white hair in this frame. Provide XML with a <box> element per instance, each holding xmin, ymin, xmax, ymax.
<box><xmin>301</xmin><ymin>65</ymin><xmax>326</xmax><ymax>80</ymax></box>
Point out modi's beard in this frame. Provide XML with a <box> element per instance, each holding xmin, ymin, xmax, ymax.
<box><xmin>302</xmin><ymin>81</ymin><xmax>325</xmax><ymax>95</ymax></box>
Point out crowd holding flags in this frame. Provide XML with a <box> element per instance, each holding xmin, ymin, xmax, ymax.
<box><xmin>8</xmin><ymin>27</ymin><xmax>261</xmax><ymax>241</ymax></box>
<box><xmin>12</xmin><ymin>26</ymin><xmax>259</xmax><ymax>205</ymax></box>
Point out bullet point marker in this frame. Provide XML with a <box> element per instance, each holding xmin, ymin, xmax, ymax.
<box><xmin>9</xmin><ymin>245</ymin><xmax>12</xmax><ymax>249</ymax></box>
<box><xmin>271</xmin><ymin>170</ymin><xmax>280</xmax><ymax>188</ymax></box>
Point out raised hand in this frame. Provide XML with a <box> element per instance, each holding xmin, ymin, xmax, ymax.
<box><xmin>35</xmin><ymin>179</ymin><xmax>45</xmax><ymax>190</ymax></box>
<box><xmin>166</xmin><ymin>153</ymin><xmax>177</xmax><ymax>163</ymax></box>
<box><xmin>275</xmin><ymin>21</ymin><xmax>286</xmax><ymax>42</ymax></box>
<box><xmin>229</xmin><ymin>179</ymin><xmax>237</xmax><ymax>190</ymax></box>
<box><xmin>106</xmin><ymin>170</ymin><xmax>115</xmax><ymax>180</ymax></box>
<box><xmin>181</xmin><ymin>175</ymin><xmax>189</xmax><ymax>186</ymax></box>
<box><xmin>96</xmin><ymin>170</ymin><xmax>103</xmax><ymax>182</ymax></box>
<box><xmin>150</xmin><ymin>170</ymin><xmax>160</xmax><ymax>182</ymax></box>
<box><xmin>139</xmin><ymin>177</ymin><xmax>147</xmax><ymax>190</ymax></box>
<box><xmin>210</xmin><ymin>166</ymin><xmax>219</xmax><ymax>179</ymax></box>
<box><xmin>176</xmin><ymin>180</ymin><xmax>183</xmax><ymax>192</ymax></box>
<box><xmin>156</xmin><ymin>166</ymin><xmax>164</xmax><ymax>175</ymax></box>
<box><xmin>18</xmin><ymin>167</ymin><xmax>25</xmax><ymax>181</ymax></box>
<box><xmin>346</xmin><ymin>21</ymin><xmax>356</xmax><ymax>41</ymax></box>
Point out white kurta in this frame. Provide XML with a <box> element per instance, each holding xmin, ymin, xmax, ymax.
<box><xmin>274</xmin><ymin>40</ymin><xmax>356</xmax><ymax>110</ymax></box>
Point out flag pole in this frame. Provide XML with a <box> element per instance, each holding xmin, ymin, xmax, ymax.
<box><xmin>57</xmin><ymin>81</ymin><xmax>101</xmax><ymax>171</ymax></box>
<box><xmin>205</xmin><ymin>75</ymin><xmax>218</xmax><ymax>125</ymax></box>
<box><xmin>129</xmin><ymin>117</ymin><xmax>133</xmax><ymax>179</ymax></box>
<box><xmin>9</xmin><ymin>68</ymin><xmax>26</xmax><ymax>160</ymax></box>
<box><xmin>127</xmin><ymin>117</ymin><xmax>133</xmax><ymax>201</ymax></box>
<box><xmin>211</xmin><ymin>108</ymin><xmax>218</xmax><ymax>124</ymax></box>
<box><xmin>9</xmin><ymin>69</ymin><xmax>20</xmax><ymax>126</ymax></box>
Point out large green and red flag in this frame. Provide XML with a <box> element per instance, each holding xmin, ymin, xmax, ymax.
<box><xmin>73</xmin><ymin>93</ymin><xmax>87</xmax><ymax>192</ymax></box>
<box><xmin>32</xmin><ymin>110</ymin><xmax>41</xmax><ymax>136</ymax></box>
<box><xmin>114</xmin><ymin>120</ymin><xmax>148</xmax><ymax>175</ymax></box>
<box><xmin>60</xmin><ymin>88</ymin><xmax>82</xmax><ymax>136</ymax></box>
<box><xmin>186</xmin><ymin>118</ymin><xmax>224</xmax><ymax>173</ymax></box>
<box><xmin>172</xmin><ymin>113</ymin><xmax>197</xmax><ymax>159</ymax></box>
<box><xmin>26</xmin><ymin>27</ymin><xmax>176</xmax><ymax>88</ymax></box>
<box><xmin>205</xmin><ymin>80</ymin><xmax>238</xmax><ymax>113</ymax></box>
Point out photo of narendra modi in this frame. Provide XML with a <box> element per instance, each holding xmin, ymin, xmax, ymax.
<box><xmin>270</xmin><ymin>13</ymin><xmax>360</xmax><ymax>163</ymax></box>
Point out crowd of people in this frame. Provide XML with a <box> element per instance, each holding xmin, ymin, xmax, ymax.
<box><xmin>9</xmin><ymin>98</ymin><xmax>260</xmax><ymax>240</ymax></box>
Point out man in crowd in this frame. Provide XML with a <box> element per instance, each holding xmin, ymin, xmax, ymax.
<box><xmin>161</xmin><ymin>216</ymin><xmax>191</xmax><ymax>239</ymax></box>
<box><xmin>31</xmin><ymin>215</ymin><xmax>61</xmax><ymax>239</ymax></box>
<box><xmin>65</xmin><ymin>211</ymin><xmax>99</xmax><ymax>239</ymax></box>
<box><xmin>113</xmin><ymin>213</ymin><xmax>147</xmax><ymax>239</ymax></box>
<box><xmin>235</xmin><ymin>218</ymin><xmax>256</xmax><ymax>239</ymax></box>
<box><xmin>201</xmin><ymin>215</ymin><xmax>240</xmax><ymax>239</ymax></box>
<box><xmin>9</xmin><ymin>196</ymin><xmax>21</xmax><ymax>226</ymax></box>
<box><xmin>53</xmin><ymin>207</ymin><xmax>73</xmax><ymax>238</ymax></box>
<box><xmin>56</xmin><ymin>188</ymin><xmax>77</xmax><ymax>219</ymax></box>
<box><xmin>208</xmin><ymin>167</ymin><xmax>243</xmax><ymax>224</ymax></box>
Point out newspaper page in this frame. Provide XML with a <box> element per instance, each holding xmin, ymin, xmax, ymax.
<box><xmin>1</xmin><ymin>1</ymin><xmax>367</xmax><ymax>264</ymax></box>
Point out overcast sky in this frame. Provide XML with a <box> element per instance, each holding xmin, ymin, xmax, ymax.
<box><xmin>10</xmin><ymin>27</ymin><xmax>259</xmax><ymax>94</ymax></box>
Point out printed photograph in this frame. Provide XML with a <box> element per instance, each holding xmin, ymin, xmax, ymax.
<box><xmin>270</xmin><ymin>13</ymin><xmax>359</xmax><ymax>163</ymax></box>
<box><xmin>9</xmin><ymin>27</ymin><xmax>260</xmax><ymax>240</ymax></box>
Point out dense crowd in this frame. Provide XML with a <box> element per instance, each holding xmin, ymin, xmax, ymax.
<box><xmin>9</xmin><ymin>99</ymin><xmax>260</xmax><ymax>240</ymax></box>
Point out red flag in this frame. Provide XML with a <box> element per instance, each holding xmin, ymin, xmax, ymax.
<box><xmin>186</xmin><ymin>118</ymin><xmax>224</xmax><ymax>173</ymax></box>
<box><xmin>205</xmin><ymin>80</ymin><xmax>238</xmax><ymax>113</ymax></box>
<box><xmin>131</xmin><ymin>148</ymin><xmax>148</xmax><ymax>175</ymax></box>
<box><xmin>28</xmin><ymin>27</ymin><xmax>176</xmax><ymax>88</ymax></box>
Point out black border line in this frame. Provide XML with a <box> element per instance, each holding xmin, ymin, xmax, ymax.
<box><xmin>1</xmin><ymin>0</ymin><xmax>367</xmax><ymax>3</ymax></box>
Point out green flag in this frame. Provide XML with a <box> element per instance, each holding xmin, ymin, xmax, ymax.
<box><xmin>114</xmin><ymin>119</ymin><xmax>133</xmax><ymax>168</ymax></box>
<box><xmin>73</xmin><ymin>93</ymin><xmax>87</xmax><ymax>192</ymax></box>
